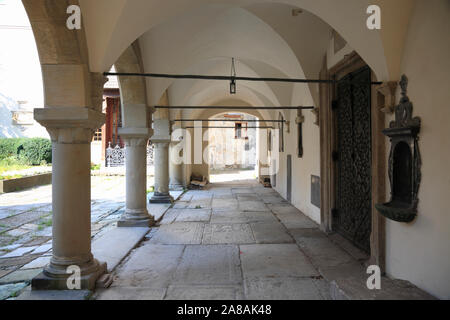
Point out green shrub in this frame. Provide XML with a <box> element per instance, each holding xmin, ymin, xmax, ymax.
<box><xmin>20</xmin><ymin>138</ymin><xmax>52</xmax><ymax>165</ymax></box>
<box><xmin>0</xmin><ymin>138</ymin><xmax>27</xmax><ymax>160</ymax></box>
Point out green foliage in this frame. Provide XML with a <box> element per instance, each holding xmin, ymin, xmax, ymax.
<box><xmin>0</xmin><ymin>138</ymin><xmax>52</xmax><ymax>166</ymax></box>
<box><xmin>91</xmin><ymin>163</ymin><xmax>101</xmax><ymax>171</ymax></box>
<box><xmin>0</xmin><ymin>138</ymin><xmax>27</xmax><ymax>160</ymax></box>
<box><xmin>20</xmin><ymin>138</ymin><xmax>52</xmax><ymax>165</ymax></box>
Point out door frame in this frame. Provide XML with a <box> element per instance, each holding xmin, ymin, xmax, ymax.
<box><xmin>319</xmin><ymin>51</ymin><xmax>394</xmax><ymax>271</ymax></box>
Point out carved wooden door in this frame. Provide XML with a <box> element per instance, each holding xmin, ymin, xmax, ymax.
<box><xmin>334</xmin><ymin>66</ymin><xmax>372</xmax><ymax>253</ymax></box>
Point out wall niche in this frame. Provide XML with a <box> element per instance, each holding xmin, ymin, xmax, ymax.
<box><xmin>375</xmin><ymin>75</ymin><xmax>421</xmax><ymax>223</ymax></box>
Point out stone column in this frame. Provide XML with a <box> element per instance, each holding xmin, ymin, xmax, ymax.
<box><xmin>150</xmin><ymin>141</ymin><xmax>173</xmax><ymax>203</ymax></box>
<box><xmin>150</xmin><ymin>117</ymin><xmax>172</xmax><ymax>203</ymax></box>
<box><xmin>169</xmin><ymin>126</ymin><xmax>185</xmax><ymax>190</ymax></box>
<box><xmin>32</xmin><ymin>107</ymin><xmax>106</xmax><ymax>290</ymax></box>
<box><xmin>118</xmin><ymin>128</ymin><xmax>154</xmax><ymax>227</ymax></box>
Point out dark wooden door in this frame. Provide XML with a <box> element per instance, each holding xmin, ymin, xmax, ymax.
<box><xmin>334</xmin><ymin>66</ymin><xmax>372</xmax><ymax>253</ymax></box>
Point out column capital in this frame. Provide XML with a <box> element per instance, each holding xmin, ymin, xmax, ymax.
<box><xmin>119</xmin><ymin>127</ymin><xmax>152</xmax><ymax>146</ymax></box>
<box><xmin>34</xmin><ymin>107</ymin><xmax>105</xmax><ymax>143</ymax></box>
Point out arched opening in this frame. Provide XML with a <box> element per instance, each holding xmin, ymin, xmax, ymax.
<box><xmin>208</xmin><ymin>112</ymin><xmax>260</xmax><ymax>183</ymax></box>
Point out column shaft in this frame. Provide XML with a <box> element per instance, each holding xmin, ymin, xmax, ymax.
<box><xmin>150</xmin><ymin>142</ymin><xmax>173</xmax><ymax>203</ymax></box>
<box><xmin>118</xmin><ymin>135</ymin><xmax>154</xmax><ymax>227</ymax></box>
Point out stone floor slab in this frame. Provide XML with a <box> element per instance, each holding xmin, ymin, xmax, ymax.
<box><xmin>244</xmin><ymin>277</ymin><xmax>326</xmax><ymax>300</ymax></box>
<box><xmin>0</xmin><ymin>282</ymin><xmax>28</xmax><ymax>300</ymax></box>
<box><xmin>173</xmin><ymin>245</ymin><xmax>241</xmax><ymax>285</ymax></box>
<box><xmin>238</xmin><ymin>201</ymin><xmax>269</xmax><ymax>212</ymax></box>
<box><xmin>17</xmin><ymin>287</ymin><xmax>92</xmax><ymax>300</ymax></box>
<box><xmin>240</xmin><ymin>244</ymin><xmax>319</xmax><ymax>279</ymax></box>
<box><xmin>149</xmin><ymin>223</ymin><xmax>204</xmax><ymax>245</ymax></box>
<box><xmin>275</xmin><ymin>212</ymin><xmax>318</xmax><ymax>229</ymax></box>
<box><xmin>296</xmin><ymin>237</ymin><xmax>354</xmax><ymax>268</ymax></box>
<box><xmin>1</xmin><ymin>246</ymin><xmax>38</xmax><ymax>258</ymax></box>
<box><xmin>212</xmin><ymin>198</ymin><xmax>238</xmax><ymax>210</ymax></box>
<box><xmin>202</xmin><ymin>224</ymin><xmax>255</xmax><ymax>244</ymax></box>
<box><xmin>20</xmin><ymin>256</ymin><xmax>51</xmax><ymax>270</ymax></box>
<box><xmin>0</xmin><ymin>268</ymin><xmax>42</xmax><ymax>284</ymax></box>
<box><xmin>165</xmin><ymin>285</ymin><xmax>244</xmax><ymax>300</ymax></box>
<box><xmin>96</xmin><ymin>287</ymin><xmax>166</xmax><ymax>300</ymax></box>
<box><xmin>210</xmin><ymin>210</ymin><xmax>248</xmax><ymax>224</ymax></box>
<box><xmin>92</xmin><ymin>227</ymin><xmax>150</xmax><ymax>272</ymax></box>
<box><xmin>175</xmin><ymin>209</ymin><xmax>211</xmax><ymax>222</ymax></box>
<box><xmin>112</xmin><ymin>244</ymin><xmax>184</xmax><ymax>288</ymax></box>
<box><xmin>250</xmin><ymin>222</ymin><xmax>294</xmax><ymax>244</ymax></box>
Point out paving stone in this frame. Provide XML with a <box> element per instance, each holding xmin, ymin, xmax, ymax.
<box><xmin>0</xmin><ymin>282</ymin><xmax>28</xmax><ymax>300</ymax></box>
<box><xmin>92</xmin><ymin>227</ymin><xmax>150</xmax><ymax>272</ymax></box>
<box><xmin>240</xmin><ymin>244</ymin><xmax>319</xmax><ymax>278</ymax></box>
<box><xmin>0</xmin><ymin>268</ymin><xmax>42</xmax><ymax>284</ymax></box>
<box><xmin>173</xmin><ymin>245</ymin><xmax>242</xmax><ymax>285</ymax></box>
<box><xmin>243</xmin><ymin>211</ymin><xmax>278</xmax><ymax>223</ymax></box>
<box><xmin>187</xmin><ymin>200</ymin><xmax>211</xmax><ymax>209</ymax></box>
<box><xmin>250</xmin><ymin>222</ymin><xmax>294</xmax><ymax>244</ymax></box>
<box><xmin>0</xmin><ymin>269</ymin><xmax>13</xmax><ymax>279</ymax></box>
<box><xmin>231</xmin><ymin>188</ymin><xmax>254</xmax><ymax>194</ymax></box>
<box><xmin>20</xmin><ymin>256</ymin><xmax>51</xmax><ymax>270</ymax></box>
<box><xmin>0</xmin><ymin>211</ymin><xmax>46</xmax><ymax>229</ymax></box>
<box><xmin>296</xmin><ymin>237</ymin><xmax>354</xmax><ymax>268</ymax></box>
<box><xmin>172</xmin><ymin>202</ymin><xmax>189</xmax><ymax>209</ymax></box>
<box><xmin>34</xmin><ymin>226</ymin><xmax>52</xmax><ymax>237</ymax></box>
<box><xmin>328</xmin><ymin>233</ymin><xmax>369</xmax><ymax>261</ymax></box>
<box><xmin>113</xmin><ymin>244</ymin><xmax>184</xmax><ymax>288</ymax></box>
<box><xmin>237</xmin><ymin>194</ymin><xmax>259</xmax><ymax>201</ymax></box>
<box><xmin>175</xmin><ymin>209</ymin><xmax>211</xmax><ymax>222</ymax></box>
<box><xmin>147</xmin><ymin>203</ymin><xmax>171</xmax><ymax>221</ymax></box>
<box><xmin>202</xmin><ymin>224</ymin><xmax>255</xmax><ymax>244</ymax></box>
<box><xmin>159</xmin><ymin>208</ymin><xmax>180</xmax><ymax>224</ymax></box>
<box><xmin>268</xmin><ymin>204</ymin><xmax>303</xmax><ymax>215</ymax></box>
<box><xmin>289</xmin><ymin>228</ymin><xmax>324</xmax><ymax>239</ymax></box>
<box><xmin>5</xmin><ymin>228</ymin><xmax>31</xmax><ymax>237</ymax></box>
<box><xmin>165</xmin><ymin>285</ymin><xmax>244</xmax><ymax>300</ymax></box>
<box><xmin>275</xmin><ymin>212</ymin><xmax>318</xmax><ymax>229</ymax></box>
<box><xmin>0</xmin><ymin>244</ymin><xmax>21</xmax><ymax>251</ymax></box>
<box><xmin>23</xmin><ymin>236</ymin><xmax>51</xmax><ymax>247</ymax></box>
<box><xmin>96</xmin><ymin>287</ymin><xmax>166</xmax><ymax>300</ymax></box>
<box><xmin>149</xmin><ymin>223</ymin><xmax>204</xmax><ymax>245</ymax></box>
<box><xmin>1</xmin><ymin>246</ymin><xmax>38</xmax><ymax>258</ymax></box>
<box><xmin>0</xmin><ymin>255</ymin><xmax>37</xmax><ymax>268</ymax></box>
<box><xmin>30</xmin><ymin>243</ymin><xmax>52</xmax><ymax>255</ymax></box>
<box><xmin>238</xmin><ymin>201</ymin><xmax>269</xmax><ymax>212</ymax></box>
<box><xmin>211</xmin><ymin>198</ymin><xmax>238</xmax><ymax>210</ymax></box>
<box><xmin>210</xmin><ymin>210</ymin><xmax>248</xmax><ymax>224</ymax></box>
<box><xmin>21</xmin><ymin>224</ymin><xmax>40</xmax><ymax>231</ymax></box>
<box><xmin>261</xmin><ymin>195</ymin><xmax>288</xmax><ymax>204</ymax></box>
<box><xmin>244</xmin><ymin>277</ymin><xmax>325</xmax><ymax>300</ymax></box>
<box><xmin>17</xmin><ymin>288</ymin><xmax>92</xmax><ymax>300</ymax></box>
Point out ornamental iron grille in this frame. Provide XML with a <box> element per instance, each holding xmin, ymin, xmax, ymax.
<box><xmin>333</xmin><ymin>66</ymin><xmax>372</xmax><ymax>254</ymax></box>
<box><xmin>105</xmin><ymin>142</ymin><xmax>154</xmax><ymax>167</ymax></box>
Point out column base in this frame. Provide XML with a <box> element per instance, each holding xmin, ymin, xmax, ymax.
<box><xmin>31</xmin><ymin>258</ymin><xmax>107</xmax><ymax>291</ymax></box>
<box><xmin>118</xmin><ymin>209</ymin><xmax>155</xmax><ymax>227</ymax></box>
<box><xmin>169</xmin><ymin>184</ymin><xmax>185</xmax><ymax>191</ymax></box>
<box><xmin>149</xmin><ymin>193</ymin><xmax>174</xmax><ymax>204</ymax></box>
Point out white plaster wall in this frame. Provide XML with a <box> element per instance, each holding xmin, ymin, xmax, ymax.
<box><xmin>384</xmin><ymin>0</ymin><xmax>450</xmax><ymax>300</ymax></box>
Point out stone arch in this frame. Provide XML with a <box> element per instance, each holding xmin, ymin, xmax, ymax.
<box><xmin>114</xmin><ymin>41</ymin><xmax>151</xmax><ymax>129</ymax></box>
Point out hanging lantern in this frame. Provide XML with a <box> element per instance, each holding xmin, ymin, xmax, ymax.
<box><xmin>230</xmin><ymin>77</ymin><xmax>236</xmax><ymax>95</ymax></box>
<box><xmin>230</xmin><ymin>58</ymin><xmax>236</xmax><ymax>95</ymax></box>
